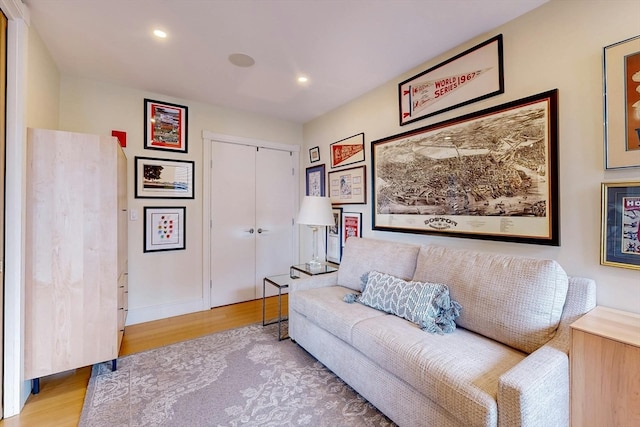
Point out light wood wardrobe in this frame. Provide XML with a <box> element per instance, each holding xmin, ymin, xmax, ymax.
<box><xmin>24</xmin><ymin>128</ymin><xmax>128</xmax><ymax>390</ymax></box>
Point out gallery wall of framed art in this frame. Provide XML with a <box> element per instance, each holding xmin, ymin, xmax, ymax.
<box><xmin>296</xmin><ymin>2</ymin><xmax>640</xmax><ymax>315</ymax></box>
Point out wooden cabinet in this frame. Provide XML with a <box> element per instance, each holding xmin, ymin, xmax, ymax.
<box><xmin>570</xmin><ymin>306</ymin><xmax>640</xmax><ymax>427</ymax></box>
<box><xmin>24</xmin><ymin>128</ymin><xmax>128</xmax><ymax>382</ymax></box>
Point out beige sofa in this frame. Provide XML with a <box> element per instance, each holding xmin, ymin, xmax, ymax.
<box><xmin>289</xmin><ymin>237</ymin><xmax>596</xmax><ymax>427</ymax></box>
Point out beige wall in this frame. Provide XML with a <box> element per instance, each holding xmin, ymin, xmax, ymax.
<box><xmin>26</xmin><ymin>24</ymin><xmax>58</xmax><ymax>128</ymax></box>
<box><xmin>58</xmin><ymin>76</ymin><xmax>302</xmax><ymax>323</ymax></box>
<box><xmin>302</xmin><ymin>0</ymin><xmax>640</xmax><ymax>314</ymax></box>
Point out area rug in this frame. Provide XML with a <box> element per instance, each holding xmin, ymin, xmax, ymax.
<box><xmin>79</xmin><ymin>323</ymin><xmax>396</xmax><ymax>426</ymax></box>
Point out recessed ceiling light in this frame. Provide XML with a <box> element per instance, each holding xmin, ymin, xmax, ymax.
<box><xmin>228</xmin><ymin>53</ymin><xmax>255</xmax><ymax>68</ymax></box>
<box><xmin>297</xmin><ymin>76</ymin><xmax>309</xmax><ymax>83</ymax></box>
<box><xmin>153</xmin><ymin>29</ymin><xmax>167</xmax><ymax>38</ymax></box>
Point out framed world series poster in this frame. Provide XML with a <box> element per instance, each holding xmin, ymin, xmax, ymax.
<box><xmin>399</xmin><ymin>34</ymin><xmax>504</xmax><ymax>126</ymax></box>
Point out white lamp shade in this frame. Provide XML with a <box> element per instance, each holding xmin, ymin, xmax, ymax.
<box><xmin>297</xmin><ymin>196</ymin><xmax>334</xmax><ymax>226</ymax></box>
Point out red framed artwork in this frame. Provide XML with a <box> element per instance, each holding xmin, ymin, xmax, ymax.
<box><xmin>342</xmin><ymin>212</ymin><xmax>362</xmax><ymax>247</ymax></box>
<box><xmin>144</xmin><ymin>98</ymin><xmax>188</xmax><ymax>153</ymax></box>
<box><xmin>330</xmin><ymin>133</ymin><xmax>365</xmax><ymax>168</ymax></box>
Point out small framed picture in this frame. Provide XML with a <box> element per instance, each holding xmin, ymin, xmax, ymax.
<box><xmin>144</xmin><ymin>98</ymin><xmax>188</xmax><ymax>153</ymax></box>
<box><xmin>135</xmin><ymin>156</ymin><xmax>194</xmax><ymax>199</ymax></box>
<box><xmin>328</xmin><ymin>165</ymin><xmax>366</xmax><ymax>205</ymax></box>
<box><xmin>306</xmin><ymin>164</ymin><xmax>326</xmax><ymax>196</ymax></box>
<box><xmin>309</xmin><ymin>146</ymin><xmax>320</xmax><ymax>163</ymax></box>
<box><xmin>601</xmin><ymin>182</ymin><xmax>640</xmax><ymax>270</ymax></box>
<box><xmin>342</xmin><ymin>211</ymin><xmax>362</xmax><ymax>247</ymax></box>
<box><xmin>327</xmin><ymin>207</ymin><xmax>343</xmax><ymax>264</ymax></box>
<box><xmin>144</xmin><ymin>206</ymin><xmax>186</xmax><ymax>253</ymax></box>
<box><xmin>330</xmin><ymin>133</ymin><xmax>365</xmax><ymax>168</ymax></box>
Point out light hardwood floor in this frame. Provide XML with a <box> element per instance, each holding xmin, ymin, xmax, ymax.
<box><xmin>0</xmin><ymin>296</ymin><xmax>288</xmax><ymax>427</ymax></box>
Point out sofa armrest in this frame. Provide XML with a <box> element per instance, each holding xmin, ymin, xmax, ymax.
<box><xmin>498</xmin><ymin>343</ymin><xmax>569</xmax><ymax>427</ymax></box>
<box><xmin>497</xmin><ymin>276</ymin><xmax>596</xmax><ymax>427</ymax></box>
<box><xmin>289</xmin><ymin>271</ymin><xmax>338</xmax><ymax>293</ymax></box>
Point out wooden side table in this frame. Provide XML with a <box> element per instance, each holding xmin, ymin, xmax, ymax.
<box><xmin>570</xmin><ymin>306</ymin><xmax>640</xmax><ymax>427</ymax></box>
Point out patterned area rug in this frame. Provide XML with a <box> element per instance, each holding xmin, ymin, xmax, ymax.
<box><xmin>79</xmin><ymin>323</ymin><xmax>396</xmax><ymax>426</ymax></box>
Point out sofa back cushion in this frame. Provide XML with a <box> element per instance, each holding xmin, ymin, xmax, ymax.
<box><xmin>337</xmin><ymin>238</ymin><xmax>420</xmax><ymax>291</ymax></box>
<box><xmin>413</xmin><ymin>245</ymin><xmax>569</xmax><ymax>354</ymax></box>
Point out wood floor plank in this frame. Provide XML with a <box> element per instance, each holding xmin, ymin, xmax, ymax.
<box><xmin>0</xmin><ymin>296</ymin><xmax>288</xmax><ymax>427</ymax></box>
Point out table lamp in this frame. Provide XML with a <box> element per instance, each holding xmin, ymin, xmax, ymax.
<box><xmin>297</xmin><ymin>196</ymin><xmax>334</xmax><ymax>269</ymax></box>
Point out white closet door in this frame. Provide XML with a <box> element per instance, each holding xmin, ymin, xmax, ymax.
<box><xmin>210</xmin><ymin>142</ymin><xmax>257</xmax><ymax>307</ymax></box>
<box><xmin>210</xmin><ymin>141</ymin><xmax>296</xmax><ymax>307</ymax></box>
<box><xmin>255</xmin><ymin>147</ymin><xmax>295</xmax><ymax>298</ymax></box>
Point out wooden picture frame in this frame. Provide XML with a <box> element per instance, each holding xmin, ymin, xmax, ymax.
<box><xmin>330</xmin><ymin>133</ymin><xmax>365</xmax><ymax>168</ymax></box>
<box><xmin>328</xmin><ymin>165</ymin><xmax>366</xmax><ymax>205</ymax></box>
<box><xmin>326</xmin><ymin>207</ymin><xmax>343</xmax><ymax>264</ymax></box>
<box><xmin>144</xmin><ymin>98</ymin><xmax>188</xmax><ymax>153</ymax></box>
<box><xmin>399</xmin><ymin>34</ymin><xmax>504</xmax><ymax>126</ymax></box>
<box><xmin>135</xmin><ymin>156</ymin><xmax>194</xmax><ymax>199</ymax></box>
<box><xmin>144</xmin><ymin>206</ymin><xmax>186</xmax><ymax>252</ymax></box>
<box><xmin>305</xmin><ymin>164</ymin><xmax>326</xmax><ymax>196</ymax></box>
<box><xmin>309</xmin><ymin>146</ymin><xmax>320</xmax><ymax>163</ymax></box>
<box><xmin>603</xmin><ymin>35</ymin><xmax>640</xmax><ymax>169</ymax></box>
<box><xmin>373</xmin><ymin>89</ymin><xmax>559</xmax><ymax>246</ymax></box>
<box><xmin>342</xmin><ymin>211</ymin><xmax>362</xmax><ymax>247</ymax></box>
<box><xmin>600</xmin><ymin>181</ymin><xmax>640</xmax><ymax>270</ymax></box>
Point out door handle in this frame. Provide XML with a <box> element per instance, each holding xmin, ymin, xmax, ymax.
<box><xmin>257</xmin><ymin>228</ymin><xmax>268</xmax><ymax>234</ymax></box>
<box><xmin>245</xmin><ymin>228</ymin><xmax>255</xmax><ymax>234</ymax></box>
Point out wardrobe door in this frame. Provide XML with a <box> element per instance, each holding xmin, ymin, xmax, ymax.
<box><xmin>210</xmin><ymin>142</ymin><xmax>257</xmax><ymax>307</ymax></box>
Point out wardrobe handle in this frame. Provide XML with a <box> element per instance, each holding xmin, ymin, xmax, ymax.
<box><xmin>245</xmin><ymin>228</ymin><xmax>255</xmax><ymax>234</ymax></box>
<box><xmin>257</xmin><ymin>228</ymin><xmax>269</xmax><ymax>234</ymax></box>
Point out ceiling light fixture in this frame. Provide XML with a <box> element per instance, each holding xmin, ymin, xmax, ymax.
<box><xmin>297</xmin><ymin>76</ymin><xmax>309</xmax><ymax>83</ymax></box>
<box><xmin>228</xmin><ymin>53</ymin><xmax>255</xmax><ymax>68</ymax></box>
<box><xmin>153</xmin><ymin>29</ymin><xmax>167</xmax><ymax>38</ymax></box>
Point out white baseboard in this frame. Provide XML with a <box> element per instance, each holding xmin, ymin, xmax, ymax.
<box><xmin>126</xmin><ymin>298</ymin><xmax>208</xmax><ymax>326</ymax></box>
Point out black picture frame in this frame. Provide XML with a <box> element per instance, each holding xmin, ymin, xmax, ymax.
<box><xmin>330</xmin><ymin>133</ymin><xmax>365</xmax><ymax>168</ymax></box>
<box><xmin>601</xmin><ymin>181</ymin><xmax>640</xmax><ymax>269</ymax></box>
<box><xmin>134</xmin><ymin>156</ymin><xmax>195</xmax><ymax>199</ymax></box>
<box><xmin>328</xmin><ymin>165</ymin><xmax>367</xmax><ymax>205</ymax></box>
<box><xmin>309</xmin><ymin>146</ymin><xmax>320</xmax><ymax>163</ymax></box>
<box><xmin>342</xmin><ymin>211</ymin><xmax>362</xmax><ymax>247</ymax></box>
<box><xmin>399</xmin><ymin>34</ymin><xmax>504</xmax><ymax>126</ymax></box>
<box><xmin>374</xmin><ymin>89</ymin><xmax>559</xmax><ymax>246</ymax></box>
<box><xmin>326</xmin><ymin>207</ymin><xmax>343</xmax><ymax>264</ymax></box>
<box><xmin>143</xmin><ymin>206</ymin><xmax>186</xmax><ymax>253</ymax></box>
<box><xmin>144</xmin><ymin>98</ymin><xmax>188</xmax><ymax>153</ymax></box>
<box><xmin>305</xmin><ymin>164</ymin><xmax>326</xmax><ymax>196</ymax></box>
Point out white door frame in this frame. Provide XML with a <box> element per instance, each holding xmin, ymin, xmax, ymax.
<box><xmin>201</xmin><ymin>130</ymin><xmax>300</xmax><ymax>309</ymax></box>
<box><xmin>1</xmin><ymin>0</ymin><xmax>29</xmax><ymax>417</ymax></box>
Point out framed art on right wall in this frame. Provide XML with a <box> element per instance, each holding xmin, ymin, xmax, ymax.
<box><xmin>603</xmin><ymin>35</ymin><xmax>640</xmax><ymax>169</ymax></box>
<box><xmin>601</xmin><ymin>181</ymin><xmax>640</xmax><ymax>270</ymax></box>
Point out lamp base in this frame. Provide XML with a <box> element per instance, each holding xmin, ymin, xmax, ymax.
<box><xmin>307</xmin><ymin>259</ymin><xmax>322</xmax><ymax>270</ymax></box>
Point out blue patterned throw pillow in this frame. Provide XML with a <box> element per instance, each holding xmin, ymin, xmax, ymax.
<box><xmin>344</xmin><ymin>270</ymin><xmax>461</xmax><ymax>334</ymax></box>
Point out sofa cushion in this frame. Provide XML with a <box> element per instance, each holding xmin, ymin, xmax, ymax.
<box><xmin>337</xmin><ymin>237</ymin><xmax>420</xmax><ymax>291</ymax></box>
<box><xmin>289</xmin><ymin>285</ymin><xmax>388</xmax><ymax>344</ymax></box>
<box><xmin>352</xmin><ymin>315</ymin><xmax>526</xmax><ymax>427</ymax></box>
<box><xmin>352</xmin><ymin>270</ymin><xmax>461</xmax><ymax>334</ymax></box>
<box><xmin>413</xmin><ymin>245</ymin><xmax>569</xmax><ymax>354</ymax></box>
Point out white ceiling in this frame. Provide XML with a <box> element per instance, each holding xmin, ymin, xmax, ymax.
<box><xmin>24</xmin><ymin>0</ymin><xmax>548</xmax><ymax>124</ymax></box>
